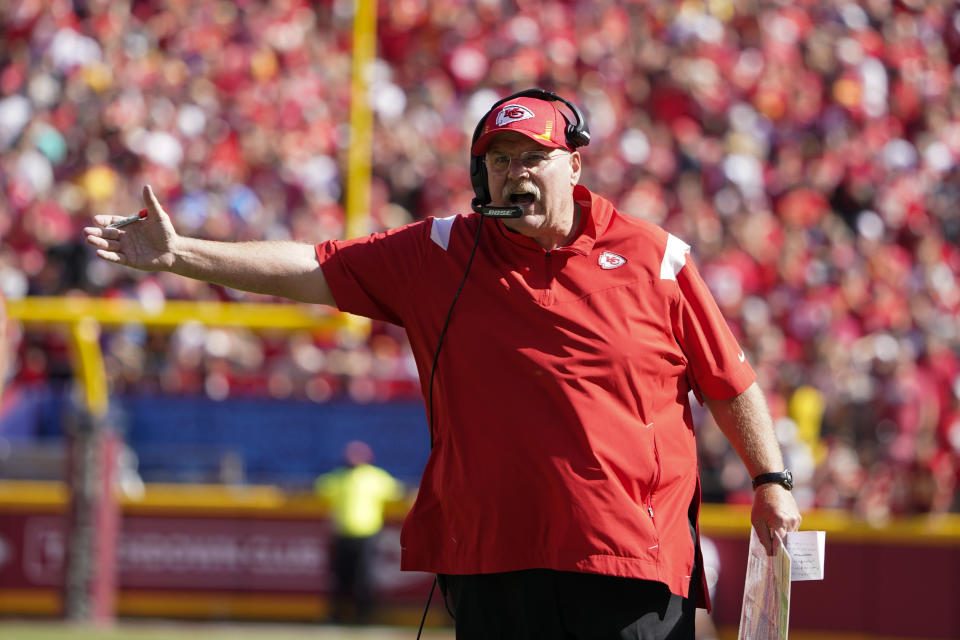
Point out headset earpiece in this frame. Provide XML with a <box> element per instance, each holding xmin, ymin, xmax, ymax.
<box><xmin>469</xmin><ymin>152</ymin><xmax>491</xmax><ymax>213</ymax></box>
<box><xmin>565</xmin><ymin>120</ymin><xmax>591</xmax><ymax>148</ymax></box>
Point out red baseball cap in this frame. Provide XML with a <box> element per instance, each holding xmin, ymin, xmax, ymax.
<box><xmin>472</xmin><ymin>96</ymin><xmax>572</xmax><ymax>155</ymax></box>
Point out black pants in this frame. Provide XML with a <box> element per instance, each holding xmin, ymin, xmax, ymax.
<box><xmin>438</xmin><ymin>569</ymin><xmax>696</xmax><ymax>640</ymax></box>
<box><xmin>329</xmin><ymin>534</ymin><xmax>377</xmax><ymax>624</ymax></box>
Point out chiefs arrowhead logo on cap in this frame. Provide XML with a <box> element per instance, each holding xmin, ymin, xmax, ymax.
<box><xmin>495</xmin><ymin>104</ymin><xmax>535</xmax><ymax>127</ymax></box>
<box><xmin>598</xmin><ymin>252</ymin><xmax>627</xmax><ymax>269</ymax></box>
<box><xmin>472</xmin><ymin>96</ymin><xmax>570</xmax><ymax>155</ymax></box>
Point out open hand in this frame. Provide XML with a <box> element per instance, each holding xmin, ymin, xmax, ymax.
<box><xmin>83</xmin><ymin>185</ymin><xmax>177</xmax><ymax>272</ymax></box>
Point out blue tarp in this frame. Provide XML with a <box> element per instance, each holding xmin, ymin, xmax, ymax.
<box><xmin>0</xmin><ymin>385</ymin><xmax>431</xmax><ymax>487</ymax></box>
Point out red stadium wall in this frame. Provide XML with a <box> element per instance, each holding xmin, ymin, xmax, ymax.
<box><xmin>704</xmin><ymin>508</ymin><xmax>960</xmax><ymax>640</ymax></box>
<box><xmin>0</xmin><ymin>481</ymin><xmax>957</xmax><ymax>638</ymax></box>
<box><xmin>0</xmin><ymin>481</ymin><xmax>442</xmax><ymax>626</ymax></box>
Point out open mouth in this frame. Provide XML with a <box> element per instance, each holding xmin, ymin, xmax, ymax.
<box><xmin>509</xmin><ymin>193</ymin><xmax>536</xmax><ymax>206</ymax></box>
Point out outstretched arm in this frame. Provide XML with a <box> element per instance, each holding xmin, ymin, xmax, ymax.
<box><xmin>705</xmin><ymin>381</ymin><xmax>802</xmax><ymax>555</ymax></box>
<box><xmin>83</xmin><ymin>186</ymin><xmax>336</xmax><ymax>306</ymax></box>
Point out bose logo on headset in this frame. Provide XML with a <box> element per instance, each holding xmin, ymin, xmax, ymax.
<box><xmin>470</xmin><ymin>89</ymin><xmax>591</xmax><ymax>218</ymax></box>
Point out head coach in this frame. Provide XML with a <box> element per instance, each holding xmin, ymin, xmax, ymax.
<box><xmin>85</xmin><ymin>88</ymin><xmax>802</xmax><ymax>639</ymax></box>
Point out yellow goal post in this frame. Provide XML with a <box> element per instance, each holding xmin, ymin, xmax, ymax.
<box><xmin>6</xmin><ymin>296</ymin><xmax>366</xmax><ymax>418</ymax></box>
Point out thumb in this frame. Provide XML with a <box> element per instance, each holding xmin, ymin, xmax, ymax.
<box><xmin>755</xmin><ymin>523</ymin><xmax>775</xmax><ymax>556</ymax></box>
<box><xmin>142</xmin><ymin>184</ymin><xmax>166</xmax><ymax>219</ymax></box>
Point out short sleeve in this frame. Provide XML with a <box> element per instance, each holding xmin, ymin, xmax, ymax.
<box><xmin>673</xmin><ymin>255</ymin><xmax>756</xmax><ymax>401</ymax></box>
<box><xmin>315</xmin><ymin>220</ymin><xmax>430</xmax><ymax>325</ymax></box>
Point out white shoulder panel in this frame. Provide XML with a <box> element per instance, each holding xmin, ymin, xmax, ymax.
<box><xmin>660</xmin><ymin>233</ymin><xmax>691</xmax><ymax>281</ymax></box>
<box><xmin>429</xmin><ymin>215</ymin><xmax>457</xmax><ymax>251</ymax></box>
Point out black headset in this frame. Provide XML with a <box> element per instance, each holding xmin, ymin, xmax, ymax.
<box><xmin>469</xmin><ymin>88</ymin><xmax>591</xmax><ymax>217</ymax></box>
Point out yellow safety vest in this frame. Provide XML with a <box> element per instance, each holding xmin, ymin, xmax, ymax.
<box><xmin>315</xmin><ymin>464</ymin><xmax>403</xmax><ymax>537</ymax></box>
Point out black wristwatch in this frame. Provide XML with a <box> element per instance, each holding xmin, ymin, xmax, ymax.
<box><xmin>752</xmin><ymin>469</ymin><xmax>794</xmax><ymax>490</ymax></box>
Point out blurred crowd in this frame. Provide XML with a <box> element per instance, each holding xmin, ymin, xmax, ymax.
<box><xmin>1</xmin><ymin>0</ymin><xmax>958</xmax><ymax>517</ymax></box>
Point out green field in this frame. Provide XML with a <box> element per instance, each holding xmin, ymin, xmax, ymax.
<box><xmin>0</xmin><ymin>621</ymin><xmax>455</xmax><ymax>640</ymax></box>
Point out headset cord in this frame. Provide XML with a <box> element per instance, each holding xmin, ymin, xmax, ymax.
<box><xmin>416</xmin><ymin>215</ymin><xmax>484</xmax><ymax>639</ymax></box>
<box><xmin>426</xmin><ymin>215</ymin><xmax>484</xmax><ymax>450</ymax></box>
<box><xmin>416</xmin><ymin>576</ymin><xmax>439</xmax><ymax>639</ymax></box>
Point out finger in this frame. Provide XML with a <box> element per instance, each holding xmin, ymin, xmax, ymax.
<box><xmin>772</xmin><ymin>530</ymin><xmax>785</xmax><ymax>553</ymax></box>
<box><xmin>92</xmin><ymin>232</ymin><xmax>125</xmax><ymax>249</ymax></box>
<box><xmin>143</xmin><ymin>184</ymin><xmax>163</xmax><ymax>217</ymax></box>
<box><xmin>756</xmin><ymin>523</ymin><xmax>775</xmax><ymax>556</ymax></box>
<box><xmin>85</xmin><ymin>226</ymin><xmax>123</xmax><ymax>244</ymax></box>
<box><xmin>85</xmin><ymin>233</ymin><xmax>109</xmax><ymax>249</ymax></box>
<box><xmin>92</xmin><ymin>214</ymin><xmax>130</xmax><ymax>228</ymax></box>
<box><xmin>95</xmin><ymin>248</ymin><xmax>124</xmax><ymax>263</ymax></box>
<box><xmin>788</xmin><ymin>512</ymin><xmax>802</xmax><ymax>532</ymax></box>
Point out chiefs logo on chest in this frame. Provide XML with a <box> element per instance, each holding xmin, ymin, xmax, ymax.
<box><xmin>598</xmin><ymin>251</ymin><xmax>627</xmax><ymax>269</ymax></box>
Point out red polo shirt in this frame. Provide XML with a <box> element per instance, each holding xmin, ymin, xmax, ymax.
<box><xmin>316</xmin><ymin>185</ymin><xmax>754</xmax><ymax>604</ymax></box>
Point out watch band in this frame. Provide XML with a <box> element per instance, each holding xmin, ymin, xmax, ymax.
<box><xmin>752</xmin><ymin>469</ymin><xmax>794</xmax><ymax>490</ymax></box>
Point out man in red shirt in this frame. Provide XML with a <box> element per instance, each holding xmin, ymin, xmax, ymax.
<box><xmin>85</xmin><ymin>89</ymin><xmax>801</xmax><ymax>638</ymax></box>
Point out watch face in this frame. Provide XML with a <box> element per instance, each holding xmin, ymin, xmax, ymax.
<box><xmin>782</xmin><ymin>471</ymin><xmax>794</xmax><ymax>489</ymax></box>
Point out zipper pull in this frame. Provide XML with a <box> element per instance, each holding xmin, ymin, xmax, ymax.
<box><xmin>647</xmin><ymin>506</ymin><xmax>654</xmax><ymax>518</ymax></box>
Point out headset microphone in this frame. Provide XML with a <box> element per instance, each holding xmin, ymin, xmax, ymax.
<box><xmin>471</xmin><ymin>200</ymin><xmax>523</xmax><ymax>218</ymax></box>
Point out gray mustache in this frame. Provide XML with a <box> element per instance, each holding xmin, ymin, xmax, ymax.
<box><xmin>502</xmin><ymin>181</ymin><xmax>540</xmax><ymax>200</ymax></box>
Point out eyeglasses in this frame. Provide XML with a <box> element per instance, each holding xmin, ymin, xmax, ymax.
<box><xmin>484</xmin><ymin>149</ymin><xmax>570</xmax><ymax>175</ymax></box>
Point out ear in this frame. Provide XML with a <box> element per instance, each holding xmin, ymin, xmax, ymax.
<box><xmin>569</xmin><ymin>151</ymin><xmax>582</xmax><ymax>186</ymax></box>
